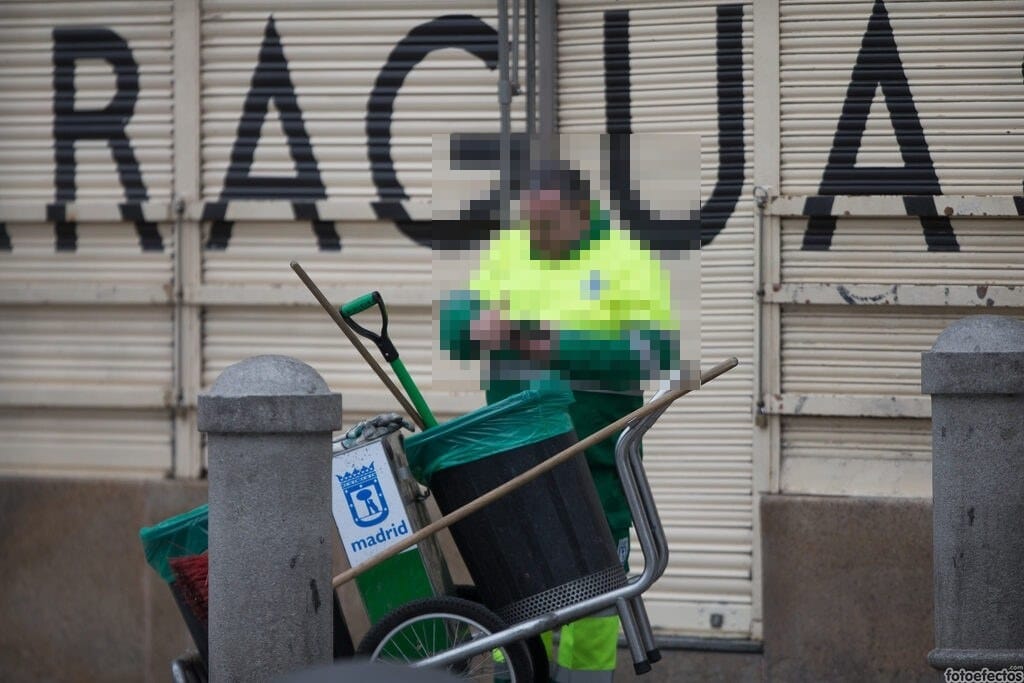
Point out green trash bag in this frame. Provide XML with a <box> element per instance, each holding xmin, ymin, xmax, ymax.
<box><xmin>139</xmin><ymin>503</ymin><xmax>208</xmax><ymax>584</ymax></box>
<box><xmin>404</xmin><ymin>388</ymin><xmax>575</xmax><ymax>484</ymax></box>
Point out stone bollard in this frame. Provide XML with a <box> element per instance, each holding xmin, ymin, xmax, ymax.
<box><xmin>922</xmin><ymin>315</ymin><xmax>1024</xmax><ymax>670</ymax></box>
<box><xmin>198</xmin><ymin>355</ymin><xmax>342</xmax><ymax>682</ymax></box>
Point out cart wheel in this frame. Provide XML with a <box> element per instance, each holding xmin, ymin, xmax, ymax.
<box><xmin>357</xmin><ymin>596</ymin><xmax>533</xmax><ymax>682</ymax></box>
<box><xmin>453</xmin><ymin>585</ymin><xmax>549</xmax><ymax>683</ymax></box>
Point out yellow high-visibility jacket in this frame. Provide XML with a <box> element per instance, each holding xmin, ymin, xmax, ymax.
<box><xmin>440</xmin><ymin>203</ymin><xmax>680</xmax><ymax>393</ymax></box>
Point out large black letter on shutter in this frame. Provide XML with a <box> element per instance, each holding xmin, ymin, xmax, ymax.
<box><xmin>366</xmin><ymin>15</ymin><xmax>499</xmax><ymax>248</ymax></box>
<box><xmin>51</xmin><ymin>27</ymin><xmax>162</xmax><ymax>252</ymax></box>
<box><xmin>205</xmin><ymin>17</ymin><xmax>338</xmax><ymax>251</ymax></box>
<box><xmin>602</xmin><ymin>8</ymin><xmax>745</xmax><ymax>249</ymax></box>
<box><xmin>801</xmin><ymin>0</ymin><xmax>958</xmax><ymax>252</ymax></box>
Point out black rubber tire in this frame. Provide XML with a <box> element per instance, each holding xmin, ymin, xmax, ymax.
<box><xmin>357</xmin><ymin>596</ymin><xmax>533</xmax><ymax>682</ymax></box>
<box><xmin>452</xmin><ymin>585</ymin><xmax>549</xmax><ymax>683</ymax></box>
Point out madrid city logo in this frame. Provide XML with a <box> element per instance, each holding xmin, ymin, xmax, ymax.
<box><xmin>337</xmin><ymin>463</ymin><xmax>389</xmax><ymax>527</ymax></box>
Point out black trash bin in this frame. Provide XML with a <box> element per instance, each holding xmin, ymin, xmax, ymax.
<box><xmin>405</xmin><ymin>389</ymin><xmax>626</xmax><ymax>625</ymax></box>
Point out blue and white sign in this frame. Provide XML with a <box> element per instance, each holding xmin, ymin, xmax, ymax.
<box><xmin>331</xmin><ymin>440</ymin><xmax>413</xmax><ymax>567</ymax></box>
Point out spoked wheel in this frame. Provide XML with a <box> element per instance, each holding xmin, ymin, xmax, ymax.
<box><xmin>452</xmin><ymin>584</ymin><xmax>549</xmax><ymax>683</ymax></box>
<box><xmin>357</xmin><ymin>596</ymin><xmax>533</xmax><ymax>682</ymax></box>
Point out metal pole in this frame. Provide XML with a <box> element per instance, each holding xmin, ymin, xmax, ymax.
<box><xmin>497</xmin><ymin>0</ymin><xmax>512</xmax><ymax>230</ymax></box>
<box><xmin>536</xmin><ymin>0</ymin><xmax>557</xmax><ymax>153</ymax></box>
<box><xmin>753</xmin><ymin>185</ymin><xmax>769</xmax><ymax>428</ymax></box>
<box><xmin>511</xmin><ymin>0</ymin><xmax>521</xmax><ymax>95</ymax></box>
<box><xmin>525</xmin><ymin>0</ymin><xmax>536</xmax><ymax>135</ymax></box>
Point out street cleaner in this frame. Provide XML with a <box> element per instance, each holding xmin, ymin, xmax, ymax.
<box><xmin>439</xmin><ymin>160</ymin><xmax>681</xmax><ymax>682</ymax></box>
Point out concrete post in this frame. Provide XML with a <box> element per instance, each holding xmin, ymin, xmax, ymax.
<box><xmin>198</xmin><ymin>355</ymin><xmax>342</xmax><ymax>682</ymax></box>
<box><xmin>922</xmin><ymin>315</ymin><xmax>1024</xmax><ymax>670</ymax></box>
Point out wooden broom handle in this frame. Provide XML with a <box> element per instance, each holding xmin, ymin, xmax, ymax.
<box><xmin>291</xmin><ymin>261</ymin><xmax>427</xmax><ymax>430</ymax></box>
<box><xmin>332</xmin><ymin>356</ymin><xmax>739</xmax><ymax>588</ymax></box>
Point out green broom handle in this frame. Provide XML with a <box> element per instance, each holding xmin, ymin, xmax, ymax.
<box><xmin>391</xmin><ymin>358</ymin><xmax>438</xmax><ymax>429</ymax></box>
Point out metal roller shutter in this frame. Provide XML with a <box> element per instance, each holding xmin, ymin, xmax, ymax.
<box><xmin>201</xmin><ymin>220</ymin><xmax>429</xmax><ymax>292</ymax></box>
<box><xmin>197</xmin><ymin>3</ymin><xmax>526</xmax><ymax>459</ymax></box>
<box><xmin>771</xmin><ymin>0</ymin><xmax>1024</xmax><ymax>498</ymax></box>
<box><xmin>0</xmin><ymin>301</ymin><xmax>173</xmax><ymax>478</ymax></box>
<box><xmin>781</xmin><ymin>306</ymin><xmax>991</xmax><ymax>396</ymax></box>
<box><xmin>0</xmin><ymin>222</ymin><xmax>173</xmax><ymax>287</ymax></box>
<box><xmin>202</xmin><ymin>302</ymin><xmax>480</xmax><ymax>422</ymax></box>
<box><xmin>781</xmin><ymin>218</ymin><xmax>1024</xmax><ymax>285</ymax></box>
<box><xmin>558</xmin><ymin>0</ymin><xmax>756</xmax><ymax>636</ymax></box>
<box><xmin>777</xmin><ymin>306</ymin><xmax>964</xmax><ymax>497</ymax></box>
<box><xmin>0</xmin><ymin>1</ymin><xmax>175</xmax><ymax>478</ymax></box>
<box><xmin>199</xmin><ymin>217</ymin><xmax>478</xmax><ymax>424</ymax></box>
<box><xmin>780</xmin><ymin>416</ymin><xmax>931</xmax><ymax>497</ymax></box>
<box><xmin>0</xmin><ymin>408</ymin><xmax>172</xmax><ymax>479</ymax></box>
<box><xmin>200</xmin><ymin>0</ymin><xmax>523</xmax><ymax>201</ymax></box>
<box><xmin>0</xmin><ymin>0</ymin><xmax>175</xmax><ymax>204</ymax></box>
<box><xmin>0</xmin><ymin>304</ymin><xmax>172</xmax><ymax>407</ymax></box>
<box><xmin>779</xmin><ymin>0</ymin><xmax>1024</xmax><ymax>195</ymax></box>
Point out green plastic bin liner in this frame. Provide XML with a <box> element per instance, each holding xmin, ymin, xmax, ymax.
<box><xmin>139</xmin><ymin>503</ymin><xmax>209</xmax><ymax>584</ymax></box>
<box><xmin>404</xmin><ymin>388</ymin><xmax>575</xmax><ymax>484</ymax></box>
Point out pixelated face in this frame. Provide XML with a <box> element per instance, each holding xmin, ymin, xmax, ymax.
<box><xmin>523</xmin><ymin>187</ymin><xmax>590</xmax><ymax>259</ymax></box>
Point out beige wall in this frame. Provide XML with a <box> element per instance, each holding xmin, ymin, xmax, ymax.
<box><xmin>0</xmin><ymin>478</ymin><xmax>206</xmax><ymax>682</ymax></box>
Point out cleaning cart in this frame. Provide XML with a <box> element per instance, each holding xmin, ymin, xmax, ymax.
<box><xmin>149</xmin><ymin>266</ymin><xmax>736</xmax><ymax>682</ymax></box>
<box><xmin>316</xmin><ymin>278</ymin><xmax>737</xmax><ymax>681</ymax></box>
<box><xmin>329</xmin><ymin>374</ymin><xmax>733</xmax><ymax>682</ymax></box>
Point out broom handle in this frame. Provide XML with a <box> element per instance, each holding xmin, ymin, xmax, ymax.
<box><xmin>291</xmin><ymin>261</ymin><xmax>427</xmax><ymax>430</ymax></box>
<box><xmin>333</xmin><ymin>356</ymin><xmax>739</xmax><ymax>588</ymax></box>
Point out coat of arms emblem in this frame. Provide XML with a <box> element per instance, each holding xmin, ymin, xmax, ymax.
<box><xmin>336</xmin><ymin>463</ymin><xmax>389</xmax><ymax>527</ymax></box>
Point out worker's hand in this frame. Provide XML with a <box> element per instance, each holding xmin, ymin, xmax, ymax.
<box><xmin>470</xmin><ymin>309</ymin><xmax>515</xmax><ymax>351</ymax></box>
<box><xmin>511</xmin><ymin>323</ymin><xmax>557</xmax><ymax>365</ymax></box>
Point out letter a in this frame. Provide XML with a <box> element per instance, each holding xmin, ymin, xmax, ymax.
<box><xmin>802</xmin><ymin>0</ymin><xmax>958</xmax><ymax>252</ymax></box>
<box><xmin>207</xmin><ymin>16</ymin><xmax>339</xmax><ymax>250</ymax></box>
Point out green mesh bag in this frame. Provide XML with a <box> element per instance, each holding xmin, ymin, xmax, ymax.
<box><xmin>139</xmin><ymin>503</ymin><xmax>209</xmax><ymax>584</ymax></box>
